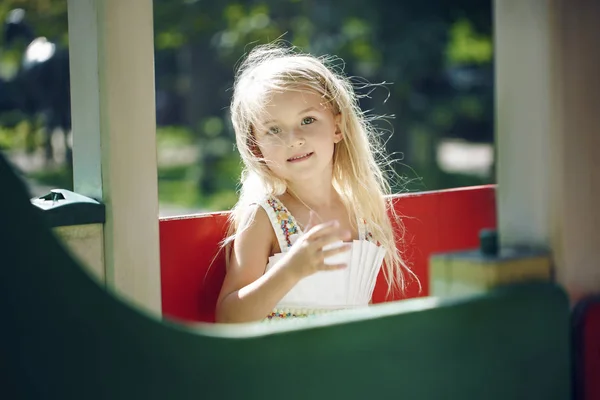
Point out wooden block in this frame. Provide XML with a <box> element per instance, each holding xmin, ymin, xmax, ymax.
<box><xmin>430</xmin><ymin>247</ymin><xmax>551</xmax><ymax>298</ymax></box>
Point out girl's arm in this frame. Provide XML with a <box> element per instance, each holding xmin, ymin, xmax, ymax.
<box><xmin>215</xmin><ymin>205</ymin><xmax>300</xmax><ymax>323</ymax></box>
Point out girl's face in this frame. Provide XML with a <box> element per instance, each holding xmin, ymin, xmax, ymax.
<box><xmin>253</xmin><ymin>89</ymin><xmax>342</xmax><ymax>183</ymax></box>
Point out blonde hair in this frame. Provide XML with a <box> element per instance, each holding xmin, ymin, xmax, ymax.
<box><xmin>224</xmin><ymin>43</ymin><xmax>417</xmax><ymax>295</ymax></box>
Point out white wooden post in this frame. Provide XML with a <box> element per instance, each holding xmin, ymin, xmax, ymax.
<box><xmin>494</xmin><ymin>0</ymin><xmax>553</xmax><ymax>249</ymax></box>
<box><xmin>67</xmin><ymin>0</ymin><xmax>162</xmax><ymax>315</ymax></box>
<box><xmin>495</xmin><ymin>0</ymin><xmax>600</xmax><ymax>299</ymax></box>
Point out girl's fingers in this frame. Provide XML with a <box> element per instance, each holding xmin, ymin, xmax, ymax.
<box><xmin>321</xmin><ymin>243</ymin><xmax>352</xmax><ymax>259</ymax></box>
<box><xmin>318</xmin><ymin>263</ymin><xmax>347</xmax><ymax>271</ymax></box>
<box><xmin>312</xmin><ymin>231</ymin><xmax>351</xmax><ymax>249</ymax></box>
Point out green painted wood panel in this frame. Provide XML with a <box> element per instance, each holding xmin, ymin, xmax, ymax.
<box><xmin>0</xmin><ymin>153</ymin><xmax>571</xmax><ymax>400</ymax></box>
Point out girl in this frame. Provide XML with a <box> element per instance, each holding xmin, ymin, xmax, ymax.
<box><xmin>215</xmin><ymin>44</ymin><xmax>414</xmax><ymax>323</ymax></box>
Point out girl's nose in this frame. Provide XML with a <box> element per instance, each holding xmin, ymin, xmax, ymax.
<box><xmin>287</xmin><ymin>130</ymin><xmax>305</xmax><ymax>147</ymax></box>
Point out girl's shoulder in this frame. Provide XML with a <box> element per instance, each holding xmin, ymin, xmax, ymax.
<box><xmin>238</xmin><ymin>193</ymin><xmax>292</xmax><ymax>238</ymax></box>
<box><xmin>237</xmin><ymin>193</ymin><xmax>280</xmax><ymax>224</ymax></box>
<box><xmin>234</xmin><ymin>202</ymin><xmax>277</xmax><ymax>254</ymax></box>
<box><xmin>237</xmin><ymin>201</ymin><xmax>272</xmax><ymax>235</ymax></box>
<box><xmin>249</xmin><ymin>194</ymin><xmax>300</xmax><ymax>253</ymax></box>
<box><xmin>251</xmin><ymin>194</ymin><xmax>296</xmax><ymax>228</ymax></box>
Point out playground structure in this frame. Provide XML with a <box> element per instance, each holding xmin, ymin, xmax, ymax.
<box><xmin>1</xmin><ymin>0</ymin><xmax>600</xmax><ymax>399</ymax></box>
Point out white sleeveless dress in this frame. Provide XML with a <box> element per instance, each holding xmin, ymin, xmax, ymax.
<box><xmin>256</xmin><ymin>196</ymin><xmax>386</xmax><ymax>321</ymax></box>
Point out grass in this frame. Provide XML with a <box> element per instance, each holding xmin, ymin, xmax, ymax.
<box><xmin>3</xmin><ymin>124</ymin><xmax>493</xmax><ymax>212</ymax></box>
<box><xmin>23</xmin><ymin>154</ymin><xmax>491</xmax><ymax>212</ymax></box>
<box><xmin>28</xmin><ymin>162</ymin><xmax>238</xmax><ymax>211</ymax></box>
<box><xmin>158</xmin><ymin>179</ymin><xmax>203</xmax><ymax>208</ymax></box>
<box><xmin>29</xmin><ymin>167</ymin><xmax>74</xmax><ymax>191</ymax></box>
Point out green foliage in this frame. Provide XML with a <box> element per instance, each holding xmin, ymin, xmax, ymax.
<box><xmin>0</xmin><ymin>121</ymin><xmax>43</xmax><ymax>150</ymax></box>
<box><xmin>157</xmin><ymin>168</ymin><xmax>203</xmax><ymax>208</ymax></box>
<box><xmin>155</xmin><ymin>31</ymin><xmax>185</xmax><ymax>50</ymax></box>
<box><xmin>29</xmin><ymin>165</ymin><xmax>73</xmax><ymax>191</ymax></box>
<box><xmin>447</xmin><ymin>19</ymin><xmax>493</xmax><ymax>65</ymax></box>
<box><xmin>0</xmin><ymin>0</ymin><xmax>68</xmax><ymax>45</ymax></box>
<box><xmin>156</xmin><ymin>126</ymin><xmax>196</xmax><ymax>148</ymax></box>
<box><xmin>0</xmin><ymin>122</ymin><xmax>22</xmax><ymax>148</ymax></box>
<box><xmin>0</xmin><ymin>0</ymin><xmax>495</xmax><ymax>212</ymax></box>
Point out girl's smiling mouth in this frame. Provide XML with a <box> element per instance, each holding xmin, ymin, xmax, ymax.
<box><xmin>287</xmin><ymin>152</ymin><xmax>314</xmax><ymax>162</ymax></box>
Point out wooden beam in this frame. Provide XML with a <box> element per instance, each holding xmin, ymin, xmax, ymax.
<box><xmin>494</xmin><ymin>0</ymin><xmax>600</xmax><ymax>298</ymax></box>
<box><xmin>494</xmin><ymin>0</ymin><xmax>553</xmax><ymax>248</ymax></box>
<box><xmin>67</xmin><ymin>0</ymin><xmax>162</xmax><ymax>315</ymax></box>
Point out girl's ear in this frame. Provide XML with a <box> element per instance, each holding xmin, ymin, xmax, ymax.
<box><xmin>333</xmin><ymin>113</ymin><xmax>343</xmax><ymax>143</ymax></box>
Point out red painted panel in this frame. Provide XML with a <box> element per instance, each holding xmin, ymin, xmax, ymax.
<box><xmin>160</xmin><ymin>185</ymin><xmax>497</xmax><ymax>323</ymax></box>
<box><xmin>373</xmin><ymin>185</ymin><xmax>497</xmax><ymax>302</ymax></box>
<box><xmin>572</xmin><ymin>296</ymin><xmax>600</xmax><ymax>400</ymax></box>
<box><xmin>159</xmin><ymin>213</ymin><xmax>229</xmax><ymax>323</ymax></box>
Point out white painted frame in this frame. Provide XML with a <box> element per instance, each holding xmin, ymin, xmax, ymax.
<box><xmin>495</xmin><ymin>0</ymin><xmax>600</xmax><ymax>299</ymax></box>
<box><xmin>64</xmin><ymin>0</ymin><xmax>600</xmax><ymax>313</ymax></box>
<box><xmin>67</xmin><ymin>0</ymin><xmax>162</xmax><ymax>315</ymax></box>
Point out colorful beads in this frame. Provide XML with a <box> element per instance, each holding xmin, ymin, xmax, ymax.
<box><xmin>266</xmin><ymin>310</ymin><xmax>307</xmax><ymax>320</ymax></box>
<box><xmin>264</xmin><ymin>307</ymin><xmax>336</xmax><ymax>322</ymax></box>
<box><xmin>266</xmin><ymin>198</ymin><xmax>299</xmax><ymax>248</ymax></box>
<box><xmin>265</xmin><ymin>196</ymin><xmax>375</xmax><ymax>247</ymax></box>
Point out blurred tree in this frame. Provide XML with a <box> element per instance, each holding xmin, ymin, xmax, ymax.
<box><xmin>1</xmin><ymin>5</ymin><xmax>71</xmax><ymax>164</ymax></box>
<box><xmin>0</xmin><ymin>0</ymin><xmax>68</xmax><ymax>67</ymax></box>
<box><xmin>0</xmin><ymin>0</ymin><xmax>494</xmax><ymax>197</ymax></box>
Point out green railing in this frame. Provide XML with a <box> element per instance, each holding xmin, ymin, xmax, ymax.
<box><xmin>0</xmin><ymin>153</ymin><xmax>570</xmax><ymax>400</ymax></box>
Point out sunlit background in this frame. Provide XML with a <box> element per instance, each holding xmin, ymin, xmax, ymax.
<box><xmin>0</xmin><ymin>0</ymin><xmax>494</xmax><ymax>216</ymax></box>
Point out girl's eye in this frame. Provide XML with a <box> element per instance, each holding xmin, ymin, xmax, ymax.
<box><xmin>268</xmin><ymin>126</ymin><xmax>281</xmax><ymax>135</ymax></box>
<box><xmin>301</xmin><ymin>117</ymin><xmax>315</xmax><ymax>125</ymax></box>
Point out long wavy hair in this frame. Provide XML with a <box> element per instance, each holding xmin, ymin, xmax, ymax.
<box><xmin>223</xmin><ymin>43</ymin><xmax>417</xmax><ymax>295</ymax></box>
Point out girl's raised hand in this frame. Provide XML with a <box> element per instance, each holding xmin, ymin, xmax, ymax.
<box><xmin>280</xmin><ymin>211</ymin><xmax>352</xmax><ymax>280</ymax></box>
